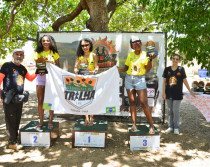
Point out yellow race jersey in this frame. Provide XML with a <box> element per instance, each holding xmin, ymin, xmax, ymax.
<box><xmin>79</xmin><ymin>52</ymin><xmax>95</xmax><ymax>71</ymax></box>
<box><xmin>33</xmin><ymin>50</ymin><xmax>59</xmax><ymax>63</ymax></box>
<box><xmin>125</xmin><ymin>51</ymin><xmax>149</xmax><ymax>75</ymax></box>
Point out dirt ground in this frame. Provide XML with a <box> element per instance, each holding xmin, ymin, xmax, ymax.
<box><xmin>0</xmin><ymin>90</ymin><xmax>209</xmax><ymax>167</ymax></box>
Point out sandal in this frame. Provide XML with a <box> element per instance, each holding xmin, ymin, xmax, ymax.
<box><xmin>48</xmin><ymin>123</ymin><xmax>53</xmax><ymax>129</ymax></box>
<box><xmin>83</xmin><ymin>120</ymin><xmax>89</xmax><ymax>126</ymax></box>
<box><xmin>35</xmin><ymin>124</ymin><xmax>43</xmax><ymax>130</ymax></box>
<box><xmin>149</xmin><ymin>126</ymin><xmax>155</xmax><ymax>134</ymax></box>
<box><xmin>131</xmin><ymin>125</ymin><xmax>137</xmax><ymax>132</ymax></box>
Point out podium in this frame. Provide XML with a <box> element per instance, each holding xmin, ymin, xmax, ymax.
<box><xmin>129</xmin><ymin>125</ymin><xmax>160</xmax><ymax>150</ymax></box>
<box><xmin>20</xmin><ymin>121</ymin><xmax>59</xmax><ymax>147</ymax></box>
<box><xmin>72</xmin><ymin>119</ymin><xmax>108</xmax><ymax>148</ymax></box>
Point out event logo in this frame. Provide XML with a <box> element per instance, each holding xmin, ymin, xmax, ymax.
<box><xmin>63</xmin><ymin>76</ymin><xmax>97</xmax><ymax>109</ymax></box>
<box><xmin>146</xmin><ymin>41</ymin><xmax>156</xmax><ymax>51</ymax></box>
<box><xmin>92</xmin><ymin>36</ymin><xmax>119</xmax><ymax>68</ymax></box>
<box><xmin>169</xmin><ymin>76</ymin><xmax>177</xmax><ymax>86</ymax></box>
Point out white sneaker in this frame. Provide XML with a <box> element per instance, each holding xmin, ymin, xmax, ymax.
<box><xmin>165</xmin><ymin>128</ymin><xmax>173</xmax><ymax>133</ymax></box>
<box><xmin>174</xmin><ymin>129</ymin><xmax>179</xmax><ymax>135</ymax></box>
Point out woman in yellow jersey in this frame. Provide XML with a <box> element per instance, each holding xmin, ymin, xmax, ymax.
<box><xmin>118</xmin><ymin>36</ymin><xmax>156</xmax><ymax>134</ymax></box>
<box><xmin>34</xmin><ymin>35</ymin><xmax>60</xmax><ymax>130</ymax></box>
<box><xmin>74</xmin><ymin>38</ymin><xmax>99</xmax><ymax>126</ymax></box>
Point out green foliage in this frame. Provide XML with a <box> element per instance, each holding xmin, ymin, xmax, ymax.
<box><xmin>151</xmin><ymin>0</ymin><xmax>209</xmax><ymax>70</ymax></box>
<box><xmin>109</xmin><ymin>0</ymin><xmax>155</xmax><ymax>31</ymax></box>
<box><xmin>0</xmin><ymin>0</ymin><xmax>86</xmax><ymax>57</ymax></box>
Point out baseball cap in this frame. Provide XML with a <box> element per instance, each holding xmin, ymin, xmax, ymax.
<box><xmin>12</xmin><ymin>49</ymin><xmax>24</xmax><ymax>54</ymax></box>
<box><xmin>131</xmin><ymin>36</ymin><xmax>141</xmax><ymax>42</ymax></box>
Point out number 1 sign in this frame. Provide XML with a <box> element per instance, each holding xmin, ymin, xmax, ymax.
<box><xmin>74</xmin><ymin>132</ymin><xmax>106</xmax><ymax>148</ymax></box>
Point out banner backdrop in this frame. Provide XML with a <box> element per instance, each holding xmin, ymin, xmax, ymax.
<box><xmin>39</xmin><ymin>32</ymin><xmax>166</xmax><ymax>117</ymax></box>
<box><xmin>43</xmin><ymin>63</ymin><xmax>120</xmax><ymax>115</ymax></box>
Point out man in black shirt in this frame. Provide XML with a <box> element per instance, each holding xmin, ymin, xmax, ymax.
<box><xmin>0</xmin><ymin>49</ymin><xmax>36</xmax><ymax>150</ymax></box>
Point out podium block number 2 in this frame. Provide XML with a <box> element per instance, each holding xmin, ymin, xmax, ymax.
<box><xmin>142</xmin><ymin>139</ymin><xmax>147</xmax><ymax>146</ymax></box>
<box><xmin>33</xmin><ymin>136</ymin><xmax>38</xmax><ymax>143</ymax></box>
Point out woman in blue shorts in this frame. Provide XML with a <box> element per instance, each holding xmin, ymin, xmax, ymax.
<box><xmin>118</xmin><ymin>36</ymin><xmax>156</xmax><ymax>134</ymax></box>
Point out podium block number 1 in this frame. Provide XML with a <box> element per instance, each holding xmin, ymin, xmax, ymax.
<box><xmin>75</xmin><ymin>132</ymin><xmax>105</xmax><ymax>147</ymax></box>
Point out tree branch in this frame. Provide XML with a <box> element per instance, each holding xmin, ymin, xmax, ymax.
<box><xmin>10</xmin><ymin>36</ymin><xmax>36</xmax><ymax>42</ymax></box>
<box><xmin>52</xmin><ymin>0</ymin><xmax>87</xmax><ymax>31</ymax></box>
<box><xmin>0</xmin><ymin>0</ymin><xmax>25</xmax><ymax>39</ymax></box>
<box><xmin>107</xmin><ymin>0</ymin><xmax>117</xmax><ymax>13</ymax></box>
<box><xmin>42</xmin><ymin>0</ymin><xmax>50</xmax><ymax>18</ymax></box>
<box><xmin>16</xmin><ymin>36</ymin><xmax>36</xmax><ymax>42</ymax></box>
<box><xmin>107</xmin><ymin>0</ymin><xmax>127</xmax><ymax>21</ymax></box>
<box><xmin>141</xmin><ymin>23</ymin><xmax>158</xmax><ymax>32</ymax></box>
<box><xmin>116</xmin><ymin>0</ymin><xmax>128</xmax><ymax>8</ymax></box>
<box><xmin>107</xmin><ymin>0</ymin><xmax>117</xmax><ymax>20</ymax></box>
<box><xmin>4</xmin><ymin>0</ymin><xmax>17</xmax><ymax>2</ymax></box>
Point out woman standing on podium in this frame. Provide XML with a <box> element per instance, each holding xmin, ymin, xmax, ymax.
<box><xmin>34</xmin><ymin>35</ymin><xmax>60</xmax><ymax>130</ymax></box>
<box><xmin>74</xmin><ymin>38</ymin><xmax>99</xmax><ymax>126</ymax></box>
<box><xmin>118</xmin><ymin>36</ymin><xmax>156</xmax><ymax>134</ymax></box>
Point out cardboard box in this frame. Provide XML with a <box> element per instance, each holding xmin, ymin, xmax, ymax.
<box><xmin>129</xmin><ymin>125</ymin><xmax>160</xmax><ymax>150</ymax></box>
<box><xmin>20</xmin><ymin>121</ymin><xmax>59</xmax><ymax>147</ymax></box>
<box><xmin>72</xmin><ymin>119</ymin><xmax>108</xmax><ymax>148</ymax></box>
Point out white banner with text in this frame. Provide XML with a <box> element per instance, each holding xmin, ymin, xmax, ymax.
<box><xmin>43</xmin><ymin>63</ymin><xmax>120</xmax><ymax>115</ymax></box>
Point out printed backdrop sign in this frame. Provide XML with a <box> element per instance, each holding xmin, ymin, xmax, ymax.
<box><xmin>43</xmin><ymin>63</ymin><xmax>120</xmax><ymax>115</ymax></box>
<box><xmin>39</xmin><ymin>32</ymin><xmax>166</xmax><ymax>117</ymax></box>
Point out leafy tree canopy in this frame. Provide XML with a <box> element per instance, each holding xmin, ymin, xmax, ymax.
<box><xmin>0</xmin><ymin>0</ymin><xmax>209</xmax><ymax>69</ymax></box>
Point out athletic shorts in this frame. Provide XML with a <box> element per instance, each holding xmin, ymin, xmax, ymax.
<box><xmin>125</xmin><ymin>74</ymin><xmax>147</xmax><ymax>90</ymax></box>
<box><xmin>36</xmin><ymin>74</ymin><xmax>46</xmax><ymax>86</ymax></box>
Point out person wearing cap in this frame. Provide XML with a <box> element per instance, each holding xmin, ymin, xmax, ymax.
<box><xmin>0</xmin><ymin>49</ymin><xmax>37</xmax><ymax>150</ymax></box>
<box><xmin>118</xmin><ymin>36</ymin><xmax>157</xmax><ymax>134</ymax></box>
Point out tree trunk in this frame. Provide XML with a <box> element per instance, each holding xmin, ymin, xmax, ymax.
<box><xmin>85</xmin><ymin>0</ymin><xmax>109</xmax><ymax>31</ymax></box>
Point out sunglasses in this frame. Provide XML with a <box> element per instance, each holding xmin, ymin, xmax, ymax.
<box><xmin>81</xmin><ymin>44</ymin><xmax>89</xmax><ymax>48</ymax></box>
<box><xmin>132</xmin><ymin>41</ymin><xmax>141</xmax><ymax>45</ymax></box>
<box><xmin>172</xmin><ymin>58</ymin><xmax>180</xmax><ymax>61</ymax></box>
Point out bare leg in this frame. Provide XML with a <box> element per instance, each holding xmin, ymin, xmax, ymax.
<box><xmin>48</xmin><ymin>110</ymin><xmax>54</xmax><ymax>129</ymax></box>
<box><xmin>36</xmin><ymin>85</ymin><xmax>45</xmax><ymax>128</ymax></box>
<box><xmin>127</xmin><ymin>89</ymin><xmax>137</xmax><ymax>132</ymax></box>
<box><xmin>83</xmin><ymin>115</ymin><xmax>89</xmax><ymax>126</ymax></box>
<box><xmin>89</xmin><ymin>115</ymin><xmax>94</xmax><ymax>126</ymax></box>
<box><xmin>49</xmin><ymin>110</ymin><xmax>54</xmax><ymax>124</ymax></box>
<box><xmin>137</xmin><ymin>89</ymin><xmax>155</xmax><ymax>134</ymax></box>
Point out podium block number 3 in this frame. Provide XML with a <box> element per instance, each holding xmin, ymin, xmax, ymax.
<box><xmin>143</xmin><ymin>139</ymin><xmax>147</xmax><ymax>146</ymax></box>
<box><xmin>33</xmin><ymin>136</ymin><xmax>38</xmax><ymax>143</ymax></box>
